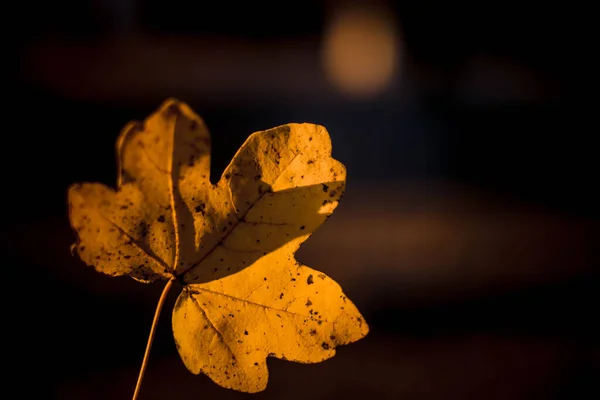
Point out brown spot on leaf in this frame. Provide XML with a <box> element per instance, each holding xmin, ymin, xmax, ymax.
<box><xmin>133</xmin><ymin>122</ymin><xmax>145</xmax><ymax>132</ymax></box>
<box><xmin>165</xmin><ymin>103</ymin><xmax>181</xmax><ymax>116</ymax></box>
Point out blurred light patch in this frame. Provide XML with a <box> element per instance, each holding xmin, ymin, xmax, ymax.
<box><xmin>322</xmin><ymin>4</ymin><xmax>400</xmax><ymax>99</ymax></box>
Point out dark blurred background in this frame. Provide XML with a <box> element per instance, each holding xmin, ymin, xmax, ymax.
<box><xmin>3</xmin><ymin>0</ymin><xmax>598</xmax><ymax>399</ymax></box>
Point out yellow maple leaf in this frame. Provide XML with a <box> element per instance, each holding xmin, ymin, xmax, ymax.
<box><xmin>68</xmin><ymin>99</ymin><xmax>368</xmax><ymax>396</ymax></box>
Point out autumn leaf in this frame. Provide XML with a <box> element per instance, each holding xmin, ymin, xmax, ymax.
<box><xmin>68</xmin><ymin>99</ymin><xmax>369</xmax><ymax>395</ymax></box>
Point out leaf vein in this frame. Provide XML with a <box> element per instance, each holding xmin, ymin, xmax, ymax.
<box><xmin>191</xmin><ymin>287</ymin><xmax>313</xmax><ymax>319</ymax></box>
<box><xmin>180</xmin><ymin>145</ymin><xmax>307</xmax><ymax>277</ymax></box>
<box><xmin>187</xmin><ymin>290</ymin><xmax>238</xmax><ymax>360</ymax></box>
<box><xmin>74</xmin><ymin>192</ymin><xmax>169</xmax><ymax>275</ymax></box>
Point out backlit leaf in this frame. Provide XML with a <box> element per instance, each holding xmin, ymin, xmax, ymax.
<box><xmin>68</xmin><ymin>99</ymin><xmax>368</xmax><ymax>393</ymax></box>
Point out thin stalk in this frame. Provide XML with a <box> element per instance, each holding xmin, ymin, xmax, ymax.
<box><xmin>132</xmin><ymin>277</ymin><xmax>176</xmax><ymax>400</ymax></box>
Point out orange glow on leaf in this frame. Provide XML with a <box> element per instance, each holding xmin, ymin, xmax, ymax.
<box><xmin>67</xmin><ymin>99</ymin><xmax>369</xmax><ymax>393</ymax></box>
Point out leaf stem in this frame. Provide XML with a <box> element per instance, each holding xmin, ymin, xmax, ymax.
<box><xmin>132</xmin><ymin>277</ymin><xmax>176</xmax><ymax>400</ymax></box>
